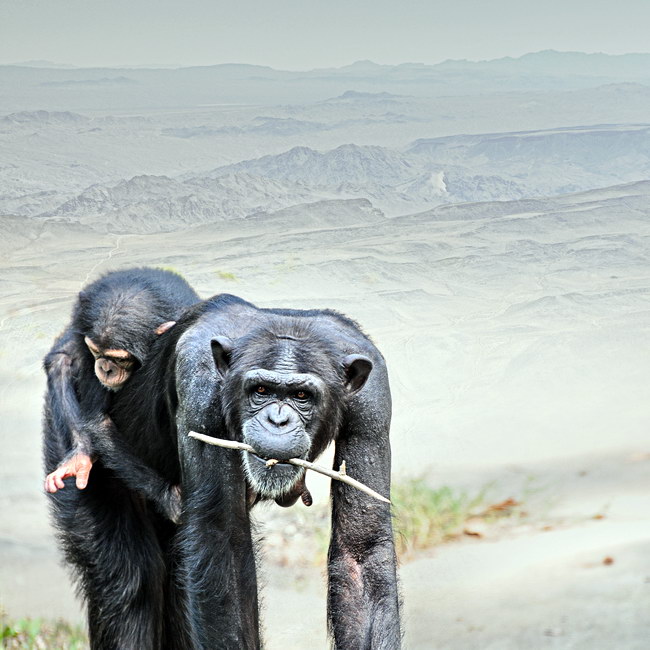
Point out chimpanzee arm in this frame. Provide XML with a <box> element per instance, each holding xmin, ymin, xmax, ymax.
<box><xmin>88</xmin><ymin>415</ymin><xmax>182</xmax><ymax>523</ymax></box>
<box><xmin>328</xmin><ymin>354</ymin><xmax>402</xmax><ymax>650</ymax></box>
<box><xmin>44</xmin><ymin>334</ymin><xmax>180</xmax><ymax>520</ymax></box>
<box><xmin>43</xmin><ymin>334</ymin><xmax>97</xmax><ymax>491</ymax></box>
<box><xmin>173</xmin><ymin>328</ymin><xmax>261</xmax><ymax>648</ymax></box>
<box><xmin>177</xmin><ymin>437</ymin><xmax>260</xmax><ymax>648</ymax></box>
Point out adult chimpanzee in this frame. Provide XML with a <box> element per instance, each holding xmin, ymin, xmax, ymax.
<box><xmin>99</xmin><ymin>293</ymin><xmax>402</xmax><ymax>649</ymax></box>
<box><xmin>43</xmin><ymin>267</ymin><xmax>199</xmax><ymax>522</ymax></box>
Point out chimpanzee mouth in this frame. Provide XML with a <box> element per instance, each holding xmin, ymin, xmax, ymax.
<box><xmin>248</xmin><ymin>453</ymin><xmax>293</xmax><ymax>468</ymax></box>
<box><xmin>242</xmin><ymin>451</ymin><xmax>303</xmax><ymax>498</ymax></box>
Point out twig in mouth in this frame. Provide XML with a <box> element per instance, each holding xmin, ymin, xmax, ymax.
<box><xmin>188</xmin><ymin>431</ymin><xmax>391</xmax><ymax>504</ymax></box>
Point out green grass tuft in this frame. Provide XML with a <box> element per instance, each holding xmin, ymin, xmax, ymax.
<box><xmin>392</xmin><ymin>479</ymin><xmax>487</xmax><ymax>556</ymax></box>
<box><xmin>1</xmin><ymin>614</ymin><xmax>88</xmax><ymax>649</ymax></box>
<box><xmin>214</xmin><ymin>270</ymin><xmax>238</xmax><ymax>281</ymax></box>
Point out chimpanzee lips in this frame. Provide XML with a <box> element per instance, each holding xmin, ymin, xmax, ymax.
<box><xmin>248</xmin><ymin>452</ymin><xmax>292</xmax><ymax>468</ymax></box>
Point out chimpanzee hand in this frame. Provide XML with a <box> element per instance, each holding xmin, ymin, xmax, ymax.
<box><xmin>44</xmin><ymin>451</ymin><xmax>93</xmax><ymax>493</ymax></box>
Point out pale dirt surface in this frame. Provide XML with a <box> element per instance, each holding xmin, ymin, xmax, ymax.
<box><xmin>1</xmin><ymin>195</ymin><xmax>649</xmax><ymax>648</ymax></box>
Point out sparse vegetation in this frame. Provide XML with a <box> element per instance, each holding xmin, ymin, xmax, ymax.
<box><xmin>392</xmin><ymin>479</ymin><xmax>487</xmax><ymax>555</ymax></box>
<box><xmin>214</xmin><ymin>269</ymin><xmax>238</xmax><ymax>281</ymax></box>
<box><xmin>1</xmin><ymin>614</ymin><xmax>87</xmax><ymax>650</ymax></box>
<box><xmin>261</xmin><ymin>477</ymin><xmax>526</xmax><ymax>565</ymax></box>
<box><xmin>393</xmin><ymin>479</ymin><xmax>530</xmax><ymax>557</ymax></box>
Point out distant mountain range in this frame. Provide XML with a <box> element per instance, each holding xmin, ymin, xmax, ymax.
<box><xmin>43</xmin><ymin>173</ymin><xmax>325</xmax><ymax>234</ymax></box>
<box><xmin>24</xmin><ymin>124</ymin><xmax>648</xmax><ymax>234</ymax></box>
<box><xmin>2</xmin><ymin>51</ymin><xmax>650</xmax><ymax>110</ymax></box>
<box><xmin>1</xmin><ymin>50</ymin><xmax>649</xmax><ymax>231</ymax></box>
<box><xmin>7</xmin><ymin>50</ymin><xmax>650</xmax><ymax>77</ymax></box>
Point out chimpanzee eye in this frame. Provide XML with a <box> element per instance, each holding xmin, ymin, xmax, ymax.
<box><xmin>255</xmin><ymin>386</ymin><xmax>267</xmax><ymax>395</ymax></box>
<box><xmin>293</xmin><ymin>390</ymin><xmax>311</xmax><ymax>401</ymax></box>
<box><xmin>115</xmin><ymin>358</ymin><xmax>135</xmax><ymax>369</ymax></box>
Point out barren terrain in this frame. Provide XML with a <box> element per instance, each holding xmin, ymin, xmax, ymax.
<box><xmin>1</xmin><ymin>53</ymin><xmax>649</xmax><ymax>648</ymax></box>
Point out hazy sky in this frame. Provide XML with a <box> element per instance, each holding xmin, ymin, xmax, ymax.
<box><xmin>1</xmin><ymin>0</ymin><xmax>649</xmax><ymax>69</ymax></box>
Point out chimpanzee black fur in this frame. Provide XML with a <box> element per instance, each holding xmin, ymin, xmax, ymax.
<box><xmin>43</xmin><ymin>267</ymin><xmax>199</xmax><ymax>520</ymax></box>
<box><xmin>46</xmin><ymin>291</ymin><xmax>401</xmax><ymax>649</ymax></box>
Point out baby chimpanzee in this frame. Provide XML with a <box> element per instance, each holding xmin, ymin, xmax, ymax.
<box><xmin>43</xmin><ymin>267</ymin><xmax>199</xmax><ymax>521</ymax></box>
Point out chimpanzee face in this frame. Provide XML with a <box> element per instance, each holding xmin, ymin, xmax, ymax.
<box><xmin>239</xmin><ymin>367</ymin><xmax>325</xmax><ymax>498</ymax></box>
<box><xmin>212</xmin><ymin>335</ymin><xmax>373</xmax><ymax>500</ymax></box>
<box><xmin>84</xmin><ymin>336</ymin><xmax>138</xmax><ymax>391</ymax></box>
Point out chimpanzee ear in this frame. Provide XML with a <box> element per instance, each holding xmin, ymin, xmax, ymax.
<box><xmin>211</xmin><ymin>336</ymin><xmax>233</xmax><ymax>379</ymax></box>
<box><xmin>342</xmin><ymin>354</ymin><xmax>373</xmax><ymax>394</ymax></box>
<box><xmin>155</xmin><ymin>321</ymin><xmax>176</xmax><ymax>335</ymax></box>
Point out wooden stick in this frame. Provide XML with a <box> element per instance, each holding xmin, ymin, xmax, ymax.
<box><xmin>188</xmin><ymin>431</ymin><xmax>391</xmax><ymax>504</ymax></box>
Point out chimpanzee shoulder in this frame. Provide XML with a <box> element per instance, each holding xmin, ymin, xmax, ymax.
<box><xmin>188</xmin><ymin>296</ymin><xmax>372</xmax><ymax>341</ymax></box>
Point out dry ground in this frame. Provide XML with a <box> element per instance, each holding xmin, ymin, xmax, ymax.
<box><xmin>1</xmin><ymin>203</ymin><xmax>649</xmax><ymax>648</ymax></box>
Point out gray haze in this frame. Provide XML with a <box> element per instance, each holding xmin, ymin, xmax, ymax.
<box><xmin>1</xmin><ymin>49</ymin><xmax>649</xmax><ymax>648</ymax></box>
<box><xmin>1</xmin><ymin>0</ymin><xmax>650</xmax><ymax>68</ymax></box>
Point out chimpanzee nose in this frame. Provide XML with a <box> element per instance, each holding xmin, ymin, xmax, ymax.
<box><xmin>267</xmin><ymin>404</ymin><xmax>290</xmax><ymax>428</ymax></box>
<box><xmin>98</xmin><ymin>359</ymin><xmax>112</xmax><ymax>374</ymax></box>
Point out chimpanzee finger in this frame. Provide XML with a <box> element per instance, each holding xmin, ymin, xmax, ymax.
<box><xmin>45</xmin><ymin>472</ymin><xmax>61</xmax><ymax>493</ymax></box>
<box><xmin>76</xmin><ymin>460</ymin><xmax>91</xmax><ymax>489</ymax></box>
<box><xmin>55</xmin><ymin>471</ymin><xmax>67</xmax><ymax>490</ymax></box>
